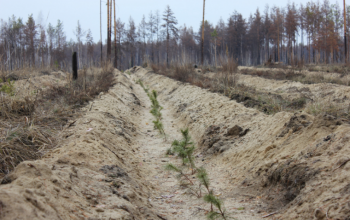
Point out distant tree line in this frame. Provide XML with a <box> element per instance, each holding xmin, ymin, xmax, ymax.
<box><xmin>1</xmin><ymin>0</ymin><xmax>350</xmax><ymax>72</ymax></box>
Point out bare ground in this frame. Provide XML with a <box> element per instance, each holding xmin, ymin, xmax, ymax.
<box><xmin>1</xmin><ymin>66</ymin><xmax>350</xmax><ymax>220</ymax></box>
<box><xmin>135</xmin><ymin>66</ymin><xmax>350</xmax><ymax>220</ymax></box>
<box><xmin>132</xmin><ymin>73</ymin><xmax>261</xmax><ymax>219</ymax></box>
<box><xmin>0</xmin><ymin>69</ymin><xmax>261</xmax><ymax>219</ymax></box>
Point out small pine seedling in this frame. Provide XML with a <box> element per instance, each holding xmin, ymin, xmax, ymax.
<box><xmin>196</xmin><ymin>167</ymin><xmax>210</xmax><ymax>193</ymax></box>
<box><xmin>204</xmin><ymin>191</ymin><xmax>227</xmax><ymax>220</ymax></box>
<box><xmin>170</xmin><ymin>128</ymin><xmax>196</xmax><ymax>172</ymax></box>
<box><xmin>165</xmin><ymin>163</ymin><xmax>194</xmax><ymax>185</ymax></box>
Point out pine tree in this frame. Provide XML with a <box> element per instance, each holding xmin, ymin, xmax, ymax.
<box><xmin>162</xmin><ymin>5</ymin><xmax>179</xmax><ymax>66</ymax></box>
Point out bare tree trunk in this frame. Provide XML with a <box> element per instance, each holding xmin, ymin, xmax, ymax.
<box><xmin>100</xmin><ymin>0</ymin><xmax>103</xmax><ymax>65</ymax></box>
<box><xmin>344</xmin><ymin>0</ymin><xmax>347</xmax><ymax>63</ymax></box>
<box><xmin>215</xmin><ymin>38</ymin><xmax>217</xmax><ymax>67</ymax></box>
<box><xmin>114</xmin><ymin>0</ymin><xmax>117</xmax><ymax>68</ymax></box>
<box><xmin>277</xmin><ymin>26</ymin><xmax>280</xmax><ymax>62</ymax></box>
<box><xmin>166</xmin><ymin>26</ymin><xmax>169</xmax><ymax>67</ymax></box>
<box><xmin>201</xmin><ymin>0</ymin><xmax>205</xmax><ymax>66</ymax></box>
<box><xmin>107</xmin><ymin>0</ymin><xmax>110</xmax><ymax>62</ymax></box>
<box><xmin>109</xmin><ymin>1</ymin><xmax>112</xmax><ymax>62</ymax></box>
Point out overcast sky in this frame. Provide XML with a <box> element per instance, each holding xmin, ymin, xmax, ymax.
<box><xmin>0</xmin><ymin>0</ymin><xmax>342</xmax><ymax>43</ymax></box>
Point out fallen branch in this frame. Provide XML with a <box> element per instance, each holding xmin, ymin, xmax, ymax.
<box><xmin>89</xmin><ymin>102</ymin><xmax>94</xmax><ymax>111</ymax></box>
<box><xmin>326</xmin><ymin>205</ymin><xmax>334</xmax><ymax>220</ymax></box>
<box><xmin>262</xmin><ymin>212</ymin><xmax>278</xmax><ymax>218</ymax></box>
<box><xmin>333</xmin><ymin>158</ymin><xmax>350</xmax><ymax>172</ymax></box>
<box><xmin>101</xmin><ymin>143</ymin><xmax>124</xmax><ymax>162</ymax></box>
<box><xmin>157</xmin><ymin>214</ymin><xmax>168</xmax><ymax>220</ymax></box>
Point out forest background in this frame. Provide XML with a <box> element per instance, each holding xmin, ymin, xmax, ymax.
<box><xmin>1</xmin><ymin>0</ymin><xmax>349</xmax><ymax>72</ymax></box>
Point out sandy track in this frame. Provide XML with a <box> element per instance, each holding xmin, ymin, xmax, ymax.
<box><xmin>0</xmin><ymin>70</ymin><xmax>161</xmax><ymax>219</ymax></box>
<box><xmin>5</xmin><ymin>65</ymin><xmax>349</xmax><ymax>219</ymax></box>
<box><xmin>134</xmin><ymin>67</ymin><xmax>350</xmax><ymax>220</ymax></box>
<box><xmin>0</xmin><ymin>69</ymin><xmax>260</xmax><ymax>220</ymax></box>
<box><xmin>131</xmin><ymin>72</ymin><xmax>261</xmax><ymax>219</ymax></box>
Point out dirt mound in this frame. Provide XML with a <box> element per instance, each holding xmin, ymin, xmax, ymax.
<box><xmin>199</xmin><ymin>124</ymin><xmax>249</xmax><ymax>155</ymax></box>
<box><xmin>136</xmin><ymin>67</ymin><xmax>350</xmax><ymax>220</ymax></box>
<box><xmin>0</xmin><ymin>71</ymin><xmax>162</xmax><ymax>219</ymax></box>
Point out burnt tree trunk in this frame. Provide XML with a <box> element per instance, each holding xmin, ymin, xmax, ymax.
<box><xmin>72</xmin><ymin>52</ymin><xmax>78</xmax><ymax>80</ymax></box>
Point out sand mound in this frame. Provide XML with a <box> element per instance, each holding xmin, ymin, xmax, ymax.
<box><xmin>136</xmin><ymin>67</ymin><xmax>350</xmax><ymax>220</ymax></box>
<box><xmin>0</xmin><ymin>71</ymin><xmax>160</xmax><ymax>219</ymax></box>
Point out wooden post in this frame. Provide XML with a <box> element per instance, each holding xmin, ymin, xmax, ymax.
<box><xmin>72</xmin><ymin>52</ymin><xmax>78</xmax><ymax>80</ymax></box>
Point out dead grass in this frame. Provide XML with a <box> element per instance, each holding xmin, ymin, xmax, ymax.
<box><xmin>240</xmin><ymin>67</ymin><xmax>350</xmax><ymax>86</ymax></box>
<box><xmin>304</xmin><ymin>99</ymin><xmax>350</xmax><ymax>119</ymax></box>
<box><xmin>150</xmin><ymin>61</ymin><xmax>349</xmax><ymax>118</ymax></box>
<box><xmin>306</xmin><ymin>63</ymin><xmax>350</xmax><ymax>75</ymax></box>
<box><xmin>0</xmin><ymin>63</ymin><xmax>115</xmax><ymax>177</ymax></box>
<box><xmin>151</xmin><ymin>61</ymin><xmax>308</xmax><ymax>115</ymax></box>
<box><xmin>173</xmin><ymin>64</ymin><xmax>193</xmax><ymax>82</ymax></box>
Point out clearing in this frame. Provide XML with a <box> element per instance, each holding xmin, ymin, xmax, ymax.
<box><xmin>0</xmin><ymin>66</ymin><xmax>350</xmax><ymax>220</ymax></box>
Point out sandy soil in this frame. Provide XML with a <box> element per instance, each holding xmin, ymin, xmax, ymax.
<box><xmin>135</xmin><ymin>67</ymin><xmax>350</xmax><ymax>220</ymax></box>
<box><xmin>0</xmin><ymin>70</ymin><xmax>159</xmax><ymax>219</ymax></box>
<box><xmin>2</xmin><ymin>65</ymin><xmax>350</xmax><ymax>220</ymax></box>
<box><xmin>0</xmin><ymin>69</ymin><xmax>260</xmax><ymax>219</ymax></box>
<box><xmin>205</xmin><ymin>69</ymin><xmax>350</xmax><ymax>111</ymax></box>
<box><xmin>131</xmin><ymin>71</ymin><xmax>261</xmax><ymax>219</ymax></box>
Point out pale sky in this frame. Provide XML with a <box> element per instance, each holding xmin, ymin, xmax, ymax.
<box><xmin>0</xmin><ymin>0</ymin><xmax>342</xmax><ymax>43</ymax></box>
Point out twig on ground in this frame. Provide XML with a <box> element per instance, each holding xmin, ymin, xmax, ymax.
<box><xmin>156</xmin><ymin>214</ymin><xmax>168</xmax><ymax>220</ymax></box>
<box><xmin>262</xmin><ymin>212</ymin><xmax>278</xmax><ymax>218</ymax></box>
<box><xmin>333</xmin><ymin>158</ymin><xmax>350</xmax><ymax>172</ymax></box>
<box><xmin>101</xmin><ymin>143</ymin><xmax>124</xmax><ymax>162</ymax></box>
<box><xmin>326</xmin><ymin>205</ymin><xmax>334</xmax><ymax>220</ymax></box>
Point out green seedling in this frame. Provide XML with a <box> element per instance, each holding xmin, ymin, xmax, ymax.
<box><xmin>204</xmin><ymin>191</ymin><xmax>227</xmax><ymax>220</ymax></box>
<box><xmin>0</xmin><ymin>79</ymin><xmax>15</xmax><ymax>96</ymax></box>
<box><xmin>170</xmin><ymin>128</ymin><xmax>196</xmax><ymax>173</ymax></box>
<box><xmin>165</xmin><ymin>163</ymin><xmax>194</xmax><ymax>185</ymax></box>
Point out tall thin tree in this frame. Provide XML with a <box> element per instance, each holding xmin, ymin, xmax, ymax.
<box><xmin>100</xmin><ymin>0</ymin><xmax>103</xmax><ymax>64</ymax></box>
<box><xmin>110</xmin><ymin>1</ymin><xmax>112</xmax><ymax>61</ymax></box>
<box><xmin>107</xmin><ymin>0</ymin><xmax>111</xmax><ymax>62</ymax></box>
<box><xmin>201</xmin><ymin>0</ymin><xmax>205</xmax><ymax>66</ymax></box>
<box><xmin>114</xmin><ymin>0</ymin><xmax>117</xmax><ymax>68</ymax></box>
<box><xmin>344</xmin><ymin>0</ymin><xmax>347</xmax><ymax>63</ymax></box>
<box><xmin>162</xmin><ymin>5</ymin><xmax>178</xmax><ymax>67</ymax></box>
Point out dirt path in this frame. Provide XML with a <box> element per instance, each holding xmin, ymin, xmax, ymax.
<box><xmin>131</xmin><ymin>76</ymin><xmax>262</xmax><ymax>220</ymax></box>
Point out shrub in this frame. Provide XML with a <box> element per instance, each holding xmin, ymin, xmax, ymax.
<box><xmin>151</xmin><ymin>63</ymin><xmax>160</xmax><ymax>73</ymax></box>
<box><xmin>174</xmin><ymin>64</ymin><xmax>192</xmax><ymax>82</ymax></box>
<box><xmin>0</xmin><ymin>79</ymin><xmax>15</xmax><ymax>96</ymax></box>
<box><xmin>221</xmin><ymin>56</ymin><xmax>238</xmax><ymax>74</ymax></box>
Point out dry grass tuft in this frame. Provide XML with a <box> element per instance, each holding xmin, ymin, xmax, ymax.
<box><xmin>173</xmin><ymin>64</ymin><xmax>193</xmax><ymax>82</ymax></box>
<box><xmin>221</xmin><ymin>56</ymin><xmax>238</xmax><ymax>73</ymax></box>
<box><xmin>0</xmin><ymin>64</ymin><xmax>115</xmax><ymax>177</ymax></box>
<box><xmin>151</xmin><ymin>63</ymin><xmax>160</xmax><ymax>74</ymax></box>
